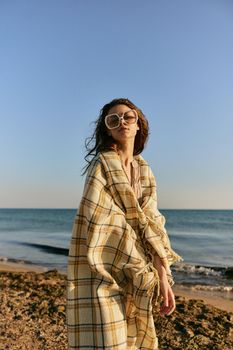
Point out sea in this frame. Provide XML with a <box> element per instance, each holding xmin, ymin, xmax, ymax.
<box><xmin>0</xmin><ymin>209</ymin><xmax>232</xmax><ymax>295</ymax></box>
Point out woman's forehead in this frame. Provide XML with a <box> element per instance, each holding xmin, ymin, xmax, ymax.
<box><xmin>108</xmin><ymin>104</ymin><xmax>132</xmax><ymax>114</ymax></box>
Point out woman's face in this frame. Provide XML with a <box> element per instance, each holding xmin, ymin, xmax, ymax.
<box><xmin>105</xmin><ymin>104</ymin><xmax>139</xmax><ymax>144</ymax></box>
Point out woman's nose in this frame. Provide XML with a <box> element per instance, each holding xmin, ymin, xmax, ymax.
<box><xmin>119</xmin><ymin>116</ymin><xmax>126</xmax><ymax>125</ymax></box>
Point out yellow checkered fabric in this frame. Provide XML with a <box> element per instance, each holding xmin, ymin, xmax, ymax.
<box><xmin>67</xmin><ymin>150</ymin><xmax>182</xmax><ymax>349</ymax></box>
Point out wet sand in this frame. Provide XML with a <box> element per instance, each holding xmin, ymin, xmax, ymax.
<box><xmin>173</xmin><ymin>285</ymin><xmax>233</xmax><ymax>313</ymax></box>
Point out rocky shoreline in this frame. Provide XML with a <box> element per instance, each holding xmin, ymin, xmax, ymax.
<box><xmin>0</xmin><ymin>270</ymin><xmax>232</xmax><ymax>350</ymax></box>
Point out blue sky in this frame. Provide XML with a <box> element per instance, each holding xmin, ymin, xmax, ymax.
<box><xmin>0</xmin><ymin>0</ymin><xmax>232</xmax><ymax>209</ymax></box>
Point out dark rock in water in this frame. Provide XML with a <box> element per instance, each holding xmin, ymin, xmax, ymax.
<box><xmin>18</xmin><ymin>242</ymin><xmax>69</xmax><ymax>256</ymax></box>
<box><xmin>225</xmin><ymin>267</ymin><xmax>233</xmax><ymax>279</ymax></box>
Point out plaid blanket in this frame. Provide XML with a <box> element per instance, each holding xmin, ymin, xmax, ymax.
<box><xmin>67</xmin><ymin>150</ymin><xmax>182</xmax><ymax>349</ymax></box>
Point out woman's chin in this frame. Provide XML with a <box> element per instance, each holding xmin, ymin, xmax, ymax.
<box><xmin>113</xmin><ymin>136</ymin><xmax>136</xmax><ymax>145</ymax></box>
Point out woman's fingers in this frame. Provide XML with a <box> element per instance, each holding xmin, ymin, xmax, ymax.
<box><xmin>163</xmin><ymin>291</ymin><xmax>169</xmax><ymax>307</ymax></box>
<box><xmin>166</xmin><ymin>289</ymin><xmax>176</xmax><ymax>315</ymax></box>
<box><xmin>158</xmin><ymin>275</ymin><xmax>176</xmax><ymax>316</ymax></box>
<box><xmin>167</xmin><ymin>294</ymin><xmax>176</xmax><ymax>315</ymax></box>
<box><xmin>159</xmin><ymin>287</ymin><xmax>176</xmax><ymax>316</ymax></box>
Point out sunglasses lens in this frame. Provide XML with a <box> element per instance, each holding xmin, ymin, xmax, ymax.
<box><xmin>105</xmin><ymin>114</ymin><xmax>119</xmax><ymax>129</ymax></box>
<box><xmin>124</xmin><ymin>110</ymin><xmax>137</xmax><ymax>124</ymax></box>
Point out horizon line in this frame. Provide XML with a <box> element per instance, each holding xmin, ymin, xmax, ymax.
<box><xmin>0</xmin><ymin>207</ymin><xmax>232</xmax><ymax>211</ymax></box>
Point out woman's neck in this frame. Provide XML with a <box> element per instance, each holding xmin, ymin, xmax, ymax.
<box><xmin>117</xmin><ymin>143</ymin><xmax>134</xmax><ymax>166</ymax></box>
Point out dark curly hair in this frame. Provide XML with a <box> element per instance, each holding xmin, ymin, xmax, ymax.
<box><xmin>83</xmin><ymin>98</ymin><xmax>150</xmax><ymax>174</ymax></box>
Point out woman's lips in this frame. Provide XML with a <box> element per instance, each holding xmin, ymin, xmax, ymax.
<box><xmin>118</xmin><ymin>127</ymin><xmax>129</xmax><ymax>132</ymax></box>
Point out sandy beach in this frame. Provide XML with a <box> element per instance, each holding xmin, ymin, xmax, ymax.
<box><xmin>0</xmin><ymin>262</ymin><xmax>232</xmax><ymax>350</ymax></box>
<box><xmin>173</xmin><ymin>285</ymin><xmax>233</xmax><ymax>313</ymax></box>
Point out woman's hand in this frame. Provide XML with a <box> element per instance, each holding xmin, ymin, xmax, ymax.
<box><xmin>159</xmin><ymin>275</ymin><xmax>176</xmax><ymax>316</ymax></box>
<box><xmin>153</xmin><ymin>254</ymin><xmax>176</xmax><ymax>316</ymax></box>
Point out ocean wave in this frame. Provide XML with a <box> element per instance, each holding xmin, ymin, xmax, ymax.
<box><xmin>190</xmin><ymin>284</ymin><xmax>233</xmax><ymax>292</ymax></box>
<box><xmin>172</xmin><ymin>263</ymin><xmax>233</xmax><ymax>279</ymax></box>
<box><xmin>0</xmin><ymin>256</ymin><xmax>8</xmax><ymax>262</ymax></box>
<box><xmin>0</xmin><ymin>256</ymin><xmax>38</xmax><ymax>265</ymax></box>
<box><xmin>176</xmin><ymin>283</ymin><xmax>233</xmax><ymax>293</ymax></box>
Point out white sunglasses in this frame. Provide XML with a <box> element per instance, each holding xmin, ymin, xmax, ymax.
<box><xmin>105</xmin><ymin>109</ymin><xmax>138</xmax><ymax>130</ymax></box>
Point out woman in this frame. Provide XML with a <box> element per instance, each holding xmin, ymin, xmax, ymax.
<box><xmin>67</xmin><ymin>98</ymin><xmax>182</xmax><ymax>350</ymax></box>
